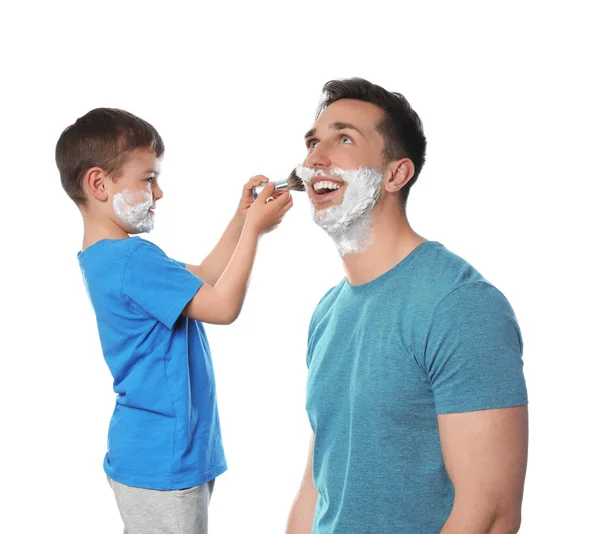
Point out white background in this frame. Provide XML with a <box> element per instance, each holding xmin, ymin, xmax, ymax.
<box><xmin>1</xmin><ymin>1</ymin><xmax>598</xmax><ymax>532</ymax></box>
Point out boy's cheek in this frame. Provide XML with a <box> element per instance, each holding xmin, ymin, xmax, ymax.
<box><xmin>114</xmin><ymin>187</ymin><xmax>152</xmax><ymax>205</ymax></box>
<box><xmin>113</xmin><ymin>189</ymin><xmax>153</xmax><ymax>210</ymax></box>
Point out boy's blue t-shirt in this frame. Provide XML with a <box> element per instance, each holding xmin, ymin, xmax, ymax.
<box><xmin>78</xmin><ymin>237</ymin><xmax>227</xmax><ymax>490</ymax></box>
<box><xmin>306</xmin><ymin>241</ymin><xmax>528</xmax><ymax>534</ymax></box>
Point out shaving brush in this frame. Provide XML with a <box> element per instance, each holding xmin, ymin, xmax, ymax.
<box><xmin>252</xmin><ymin>169</ymin><xmax>306</xmax><ymax>198</ymax></box>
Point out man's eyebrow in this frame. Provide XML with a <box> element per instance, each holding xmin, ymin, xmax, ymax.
<box><xmin>304</xmin><ymin>128</ymin><xmax>316</xmax><ymax>139</ymax></box>
<box><xmin>304</xmin><ymin>122</ymin><xmax>364</xmax><ymax>140</ymax></box>
<box><xmin>331</xmin><ymin>121</ymin><xmax>364</xmax><ymax>137</ymax></box>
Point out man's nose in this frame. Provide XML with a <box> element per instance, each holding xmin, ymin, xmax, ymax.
<box><xmin>306</xmin><ymin>142</ymin><xmax>332</xmax><ymax>169</ymax></box>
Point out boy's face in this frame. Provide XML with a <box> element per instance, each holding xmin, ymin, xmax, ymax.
<box><xmin>105</xmin><ymin>149</ymin><xmax>163</xmax><ymax>234</ymax></box>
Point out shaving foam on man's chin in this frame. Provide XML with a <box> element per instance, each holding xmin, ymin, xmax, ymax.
<box><xmin>296</xmin><ymin>165</ymin><xmax>385</xmax><ymax>256</ymax></box>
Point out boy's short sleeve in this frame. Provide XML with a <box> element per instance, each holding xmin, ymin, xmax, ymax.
<box><xmin>424</xmin><ymin>281</ymin><xmax>528</xmax><ymax>414</ymax></box>
<box><xmin>122</xmin><ymin>241</ymin><xmax>203</xmax><ymax>329</ymax></box>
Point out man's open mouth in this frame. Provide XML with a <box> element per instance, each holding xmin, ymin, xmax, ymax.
<box><xmin>311</xmin><ymin>179</ymin><xmax>345</xmax><ymax>197</ymax></box>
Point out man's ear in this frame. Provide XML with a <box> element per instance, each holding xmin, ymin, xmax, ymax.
<box><xmin>84</xmin><ymin>167</ymin><xmax>109</xmax><ymax>202</ymax></box>
<box><xmin>384</xmin><ymin>158</ymin><xmax>414</xmax><ymax>194</ymax></box>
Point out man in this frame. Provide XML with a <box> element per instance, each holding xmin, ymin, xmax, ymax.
<box><xmin>286</xmin><ymin>78</ymin><xmax>528</xmax><ymax>534</ymax></box>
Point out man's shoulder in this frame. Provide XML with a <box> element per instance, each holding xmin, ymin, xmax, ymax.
<box><xmin>377</xmin><ymin>242</ymin><xmax>517</xmax><ymax>337</ymax></box>
<box><xmin>411</xmin><ymin>242</ymin><xmax>495</xmax><ymax>304</ymax></box>
<box><xmin>434</xmin><ymin>280</ymin><xmax>516</xmax><ymax>323</ymax></box>
<box><xmin>420</xmin><ymin>243</ymin><xmax>513</xmax><ymax>314</ymax></box>
<box><xmin>417</xmin><ymin>241</ymin><xmax>481</xmax><ymax>281</ymax></box>
<box><xmin>315</xmin><ymin>282</ymin><xmax>344</xmax><ymax>311</ymax></box>
<box><xmin>307</xmin><ymin>282</ymin><xmax>343</xmax><ymax>328</ymax></box>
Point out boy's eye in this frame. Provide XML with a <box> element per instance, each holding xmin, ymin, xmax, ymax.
<box><xmin>146</xmin><ymin>176</ymin><xmax>155</xmax><ymax>184</ymax></box>
<box><xmin>341</xmin><ymin>135</ymin><xmax>353</xmax><ymax>144</ymax></box>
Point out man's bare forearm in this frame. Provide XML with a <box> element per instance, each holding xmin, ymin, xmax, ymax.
<box><xmin>286</xmin><ymin>435</ymin><xmax>318</xmax><ymax>534</ymax></box>
<box><xmin>441</xmin><ymin>503</ymin><xmax>521</xmax><ymax>534</ymax></box>
<box><xmin>286</xmin><ymin>486</ymin><xmax>317</xmax><ymax>534</ymax></box>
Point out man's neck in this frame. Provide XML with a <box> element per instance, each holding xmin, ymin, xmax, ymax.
<box><xmin>341</xmin><ymin>199</ymin><xmax>426</xmax><ymax>286</ymax></box>
<box><xmin>82</xmin><ymin>212</ymin><xmax>130</xmax><ymax>251</ymax></box>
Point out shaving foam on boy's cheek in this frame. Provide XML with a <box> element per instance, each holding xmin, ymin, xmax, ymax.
<box><xmin>296</xmin><ymin>165</ymin><xmax>384</xmax><ymax>256</ymax></box>
<box><xmin>113</xmin><ymin>189</ymin><xmax>155</xmax><ymax>233</ymax></box>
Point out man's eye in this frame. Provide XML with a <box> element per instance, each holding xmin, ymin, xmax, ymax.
<box><xmin>341</xmin><ymin>135</ymin><xmax>353</xmax><ymax>144</ymax></box>
<box><xmin>307</xmin><ymin>139</ymin><xmax>318</xmax><ymax>149</ymax></box>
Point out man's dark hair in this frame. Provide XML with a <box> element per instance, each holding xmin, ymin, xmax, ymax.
<box><xmin>317</xmin><ymin>78</ymin><xmax>426</xmax><ymax>207</ymax></box>
<box><xmin>55</xmin><ymin>108</ymin><xmax>165</xmax><ymax>207</ymax></box>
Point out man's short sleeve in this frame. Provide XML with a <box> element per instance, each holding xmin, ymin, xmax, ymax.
<box><xmin>424</xmin><ymin>281</ymin><xmax>528</xmax><ymax>414</ymax></box>
<box><xmin>122</xmin><ymin>241</ymin><xmax>203</xmax><ymax>329</ymax></box>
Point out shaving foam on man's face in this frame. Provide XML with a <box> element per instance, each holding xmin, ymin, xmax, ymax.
<box><xmin>296</xmin><ymin>165</ymin><xmax>384</xmax><ymax>256</ymax></box>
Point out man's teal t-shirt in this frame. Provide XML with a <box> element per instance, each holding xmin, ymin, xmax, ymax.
<box><xmin>78</xmin><ymin>237</ymin><xmax>227</xmax><ymax>490</ymax></box>
<box><xmin>306</xmin><ymin>241</ymin><xmax>528</xmax><ymax>533</ymax></box>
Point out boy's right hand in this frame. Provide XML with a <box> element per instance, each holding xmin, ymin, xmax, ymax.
<box><xmin>245</xmin><ymin>182</ymin><xmax>293</xmax><ymax>235</ymax></box>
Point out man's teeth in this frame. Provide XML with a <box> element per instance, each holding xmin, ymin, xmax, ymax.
<box><xmin>313</xmin><ymin>181</ymin><xmax>342</xmax><ymax>192</ymax></box>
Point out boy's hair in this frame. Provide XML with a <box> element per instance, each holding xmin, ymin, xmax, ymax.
<box><xmin>317</xmin><ymin>78</ymin><xmax>426</xmax><ymax>207</ymax></box>
<box><xmin>55</xmin><ymin>108</ymin><xmax>165</xmax><ymax>207</ymax></box>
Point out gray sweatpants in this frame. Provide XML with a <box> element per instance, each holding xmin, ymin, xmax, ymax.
<box><xmin>107</xmin><ymin>477</ymin><xmax>215</xmax><ymax>534</ymax></box>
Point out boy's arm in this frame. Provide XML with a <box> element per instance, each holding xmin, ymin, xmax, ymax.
<box><xmin>183</xmin><ymin>183</ymin><xmax>292</xmax><ymax>325</ymax></box>
<box><xmin>187</xmin><ymin>176</ymin><xmax>268</xmax><ymax>286</ymax></box>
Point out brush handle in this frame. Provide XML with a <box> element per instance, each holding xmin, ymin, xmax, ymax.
<box><xmin>252</xmin><ymin>179</ymin><xmax>289</xmax><ymax>199</ymax></box>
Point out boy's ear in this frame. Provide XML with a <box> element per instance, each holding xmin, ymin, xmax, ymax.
<box><xmin>384</xmin><ymin>158</ymin><xmax>414</xmax><ymax>194</ymax></box>
<box><xmin>84</xmin><ymin>167</ymin><xmax>109</xmax><ymax>202</ymax></box>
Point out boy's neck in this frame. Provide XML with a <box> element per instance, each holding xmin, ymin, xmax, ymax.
<box><xmin>82</xmin><ymin>212</ymin><xmax>130</xmax><ymax>251</ymax></box>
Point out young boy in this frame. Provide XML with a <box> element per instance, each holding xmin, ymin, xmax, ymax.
<box><xmin>55</xmin><ymin>108</ymin><xmax>293</xmax><ymax>534</ymax></box>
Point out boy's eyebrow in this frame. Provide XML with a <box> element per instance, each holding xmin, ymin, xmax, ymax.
<box><xmin>144</xmin><ymin>169</ymin><xmax>161</xmax><ymax>175</ymax></box>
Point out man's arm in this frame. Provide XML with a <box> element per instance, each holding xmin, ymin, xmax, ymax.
<box><xmin>187</xmin><ymin>176</ymin><xmax>268</xmax><ymax>286</ymax></box>
<box><xmin>438</xmin><ymin>406</ymin><xmax>528</xmax><ymax>534</ymax></box>
<box><xmin>286</xmin><ymin>434</ymin><xmax>318</xmax><ymax>534</ymax></box>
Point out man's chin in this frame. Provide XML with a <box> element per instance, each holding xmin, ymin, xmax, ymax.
<box><xmin>310</xmin><ymin>195</ymin><xmax>344</xmax><ymax>211</ymax></box>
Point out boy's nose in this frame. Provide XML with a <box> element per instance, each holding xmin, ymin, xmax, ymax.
<box><xmin>153</xmin><ymin>184</ymin><xmax>164</xmax><ymax>201</ymax></box>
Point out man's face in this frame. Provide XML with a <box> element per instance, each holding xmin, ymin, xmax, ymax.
<box><xmin>301</xmin><ymin>99</ymin><xmax>387</xmax><ymax>211</ymax></box>
<box><xmin>107</xmin><ymin>149</ymin><xmax>163</xmax><ymax>234</ymax></box>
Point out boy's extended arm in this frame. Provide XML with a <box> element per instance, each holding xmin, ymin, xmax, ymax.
<box><xmin>187</xmin><ymin>211</ymin><xmax>245</xmax><ymax>286</ymax></box>
<box><xmin>183</xmin><ymin>184</ymin><xmax>292</xmax><ymax>325</ymax></box>
<box><xmin>187</xmin><ymin>176</ymin><xmax>267</xmax><ymax>286</ymax></box>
